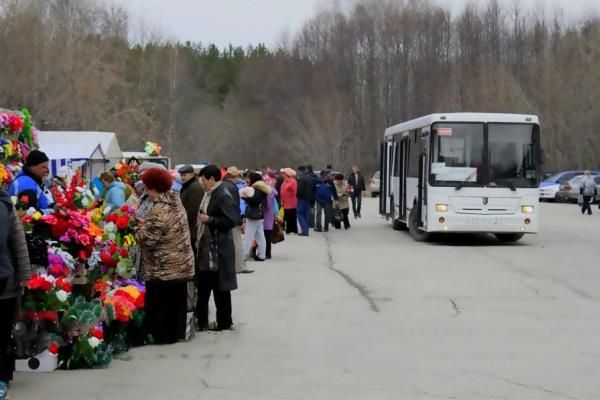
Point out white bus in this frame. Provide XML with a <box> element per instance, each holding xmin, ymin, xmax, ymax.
<box><xmin>380</xmin><ymin>113</ymin><xmax>541</xmax><ymax>242</ymax></box>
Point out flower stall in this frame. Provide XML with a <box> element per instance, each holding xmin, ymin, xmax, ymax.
<box><xmin>1</xmin><ymin>108</ymin><xmax>147</xmax><ymax>372</ymax></box>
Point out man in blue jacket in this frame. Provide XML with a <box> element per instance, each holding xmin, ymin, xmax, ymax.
<box><xmin>314</xmin><ymin>171</ymin><xmax>338</xmax><ymax>232</ymax></box>
<box><xmin>8</xmin><ymin>150</ymin><xmax>53</xmax><ymax>210</ymax></box>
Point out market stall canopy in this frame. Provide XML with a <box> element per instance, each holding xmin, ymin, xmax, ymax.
<box><xmin>37</xmin><ymin>131</ymin><xmax>123</xmax><ymax>176</ymax></box>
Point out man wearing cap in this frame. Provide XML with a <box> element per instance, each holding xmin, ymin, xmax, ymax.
<box><xmin>178</xmin><ymin>165</ymin><xmax>204</xmax><ymax>255</ymax></box>
<box><xmin>223</xmin><ymin>167</ymin><xmax>253</xmax><ymax>274</ymax></box>
<box><xmin>9</xmin><ymin>150</ymin><xmax>53</xmax><ymax>210</ymax></box>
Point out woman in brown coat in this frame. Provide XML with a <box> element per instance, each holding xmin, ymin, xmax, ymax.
<box><xmin>135</xmin><ymin>168</ymin><xmax>194</xmax><ymax>344</ymax></box>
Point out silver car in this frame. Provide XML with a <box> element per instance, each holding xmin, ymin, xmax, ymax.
<box><xmin>557</xmin><ymin>175</ymin><xmax>600</xmax><ymax>203</ymax></box>
<box><xmin>369</xmin><ymin>171</ymin><xmax>380</xmax><ymax>197</ymax></box>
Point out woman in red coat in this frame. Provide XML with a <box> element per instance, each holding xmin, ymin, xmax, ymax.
<box><xmin>280</xmin><ymin>168</ymin><xmax>298</xmax><ymax>234</ymax></box>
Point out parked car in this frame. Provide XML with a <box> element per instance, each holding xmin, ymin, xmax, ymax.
<box><xmin>539</xmin><ymin>170</ymin><xmax>599</xmax><ymax>201</ymax></box>
<box><xmin>557</xmin><ymin>175</ymin><xmax>600</xmax><ymax>203</ymax></box>
<box><xmin>369</xmin><ymin>171</ymin><xmax>380</xmax><ymax>197</ymax></box>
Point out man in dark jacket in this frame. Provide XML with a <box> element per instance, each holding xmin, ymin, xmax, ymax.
<box><xmin>196</xmin><ymin>165</ymin><xmax>240</xmax><ymax>331</ymax></box>
<box><xmin>0</xmin><ymin>190</ymin><xmax>31</xmax><ymax>392</ymax></box>
<box><xmin>315</xmin><ymin>171</ymin><xmax>338</xmax><ymax>232</ymax></box>
<box><xmin>348</xmin><ymin>165</ymin><xmax>366</xmax><ymax>218</ymax></box>
<box><xmin>296</xmin><ymin>166</ymin><xmax>313</xmax><ymax>236</ymax></box>
<box><xmin>307</xmin><ymin>165</ymin><xmax>319</xmax><ymax>228</ymax></box>
<box><xmin>178</xmin><ymin>165</ymin><xmax>204</xmax><ymax>254</ymax></box>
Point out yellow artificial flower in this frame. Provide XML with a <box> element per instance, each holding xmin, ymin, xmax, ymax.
<box><xmin>32</xmin><ymin>211</ymin><xmax>42</xmax><ymax>221</ymax></box>
<box><xmin>124</xmin><ymin>234</ymin><xmax>136</xmax><ymax>248</ymax></box>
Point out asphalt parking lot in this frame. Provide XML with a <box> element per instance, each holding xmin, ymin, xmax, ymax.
<box><xmin>12</xmin><ymin>199</ymin><xmax>600</xmax><ymax>400</ymax></box>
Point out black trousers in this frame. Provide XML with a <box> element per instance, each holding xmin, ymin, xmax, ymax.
<box><xmin>351</xmin><ymin>193</ymin><xmax>363</xmax><ymax>216</ymax></box>
<box><xmin>0</xmin><ymin>298</ymin><xmax>17</xmax><ymax>382</ymax></box>
<box><xmin>341</xmin><ymin>208</ymin><xmax>351</xmax><ymax>229</ymax></box>
<box><xmin>196</xmin><ymin>271</ymin><xmax>232</xmax><ymax>330</ymax></box>
<box><xmin>144</xmin><ymin>279</ymin><xmax>188</xmax><ymax>344</ymax></box>
<box><xmin>264</xmin><ymin>229</ymin><xmax>273</xmax><ymax>258</ymax></box>
<box><xmin>581</xmin><ymin>195</ymin><xmax>592</xmax><ymax>215</ymax></box>
<box><xmin>284</xmin><ymin>209</ymin><xmax>298</xmax><ymax>234</ymax></box>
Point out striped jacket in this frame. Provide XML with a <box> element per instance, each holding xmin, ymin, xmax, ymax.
<box><xmin>135</xmin><ymin>191</ymin><xmax>194</xmax><ymax>281</ymax></box>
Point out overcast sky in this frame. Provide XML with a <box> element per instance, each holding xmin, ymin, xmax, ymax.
<box><xmin>113</xmin><ymin>0</ymin><xmax>600</xmax><ymax>49</ymax></box>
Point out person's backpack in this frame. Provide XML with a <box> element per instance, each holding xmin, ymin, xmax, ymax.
<box><xmin>245</xmin><ymin>191</ymin><xmax>266</xmax><ymax>220</ymax></box>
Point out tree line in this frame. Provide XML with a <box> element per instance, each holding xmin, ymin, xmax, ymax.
<box><xmin>0</xmin><ymin>0</ymin><xmax>599</xmax><ymax>173</ymax></box>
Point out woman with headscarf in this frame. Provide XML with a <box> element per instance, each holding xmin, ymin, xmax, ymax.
<box><xmin>135</xmin><ymin>168</ymin><xmax>194</xmax><ymax>344</ymax></box>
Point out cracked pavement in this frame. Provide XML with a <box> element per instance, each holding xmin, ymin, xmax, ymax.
<box><xmin>11</xmin><ymin>200</ymin><xmax>600</xmax><ymax>399</ymax></box>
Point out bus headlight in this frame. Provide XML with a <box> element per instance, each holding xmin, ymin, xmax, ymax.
<box><xmin>521</xmin><ymin>205</ymin><xmax>534</xmax><ymax>214</ymax></box>
<box><xmin>436</xmin><ymin>204</ymin><xmax>448</xmax><ymax>212</ymax></box>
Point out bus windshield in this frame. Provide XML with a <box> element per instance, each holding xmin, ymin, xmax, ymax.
<box><xmin>488</xmin><ymin>123</ymin><xmax>538</xmax><ymax>188</ymax></box>
<box><xmin>431</xmin><ymin>122</ymin><xmax>539</xmax><ymax>188</ymax></box>
<box><xmin>431</xmin><ymin>123</ymin><xmax>485</xmax><ymax>186</ymax></box>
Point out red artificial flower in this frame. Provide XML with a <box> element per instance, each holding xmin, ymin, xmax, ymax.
<box><xmin>109</xmin><ymin>244</ymin><xmax>118</xmax><ymax>255</ymax></box>
<box><xmin>55</xmin><ymin>277</ymin><xmax>64</xmax><ymax>287</ymax></box>
<box><xmin>61</xmin><ymin>281</ymin><xmax>72</xmax><ymax>293</ymax></box>
<box><xmin>78</xmin><ymin>249</ymin><xmax>88</xmax><ymax>261</ymax></box>
<box><xmin>93</xmin><ymin>279</ymin><xmax>108</xmax><ymax>294</ymax></box>
<box><xmin>100</xmin><ymin>251</ymin><xmax>113</xmax><ymax>265</ymax></box>
<box><xmin>8</xmin><ymin>114</ymin><xmax>24</xmax><ymax>133</ymax></box>
<box><xmin>89</xmin><ymin>326</ymin><xmax>104</xmax><ymax>340</ymax></box>
<box><xmin>134</xmin><ymin>291</ymin><xmax>145</xmax><ymax>308</ymax></box>
<box><xmin>119</xmin><ymin>248</ymin><xmax>129</xmax><ymax>258</ymax></box>
<box><xmin>78</xmin><ymin>234</ymin><xmax>90</xmax><ymax>246</ymax></box>
<box><xmin>40</xmin><ymin>279</ymin><xmax>52</xmax><ymax>292</ymax></box>
<box><xmin>41</xmin><ymin>214</ymin><xmax>58</xmax><ymax>225</ymax></box>
<box><xmin>48</xmin><ymin>264</ymin><xmax>66</xmax><ymax>278</ymax></box>
<box><xmin>51</xmin><ymin>219</ymin><xmax>69</xmax><ymax>239</ymax></box>
<box><xmin>120</xmin><ymin>205</ymin><xmax>129</xmax><ymax>212</ymax></box>
<box><xmin>27</xmin><ymin>275</ymin><xmax>43</xmax><ymax>290</ymax></box>
<box><xmin>20</xmin><ymin>194</ymin><xmax>30</xmax><ymax>205</ymax></box>
<box><xmin>22</xmin><ymin>215</ymin><xmax>32</xmax><ymax>224</ymax></box>
<box><xmin>116</xmin><ymin>216</ymin><xmax>130</xmax><ymax>230</ymax></box>
<box><xmin>105</xmin><ymin>214</ymin><xmax>117</xmax><ymax>223</ymax></box>
<box><xmin>48</xmin><ymin>342</ymin><xmax>59</xmax><ymax>355</ymax></box>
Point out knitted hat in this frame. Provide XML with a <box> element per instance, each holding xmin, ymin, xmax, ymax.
<box><xmin>25</xmin><ymin>150</ymin><xmax>49</xmax><ymax>167</ymax></box>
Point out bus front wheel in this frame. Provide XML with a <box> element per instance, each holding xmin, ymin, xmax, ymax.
<box><xmin>494</xmin><ymin>233</ymin><xmax>525</xmax><ymax>243</ymax></box>
<box><xmin>408</xmin><ymin>208</ymin><xmax>431</xmax><ymax>242</ymax></box>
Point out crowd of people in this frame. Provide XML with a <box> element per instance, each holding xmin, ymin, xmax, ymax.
<box><xmin>0</xmin><ymin>150</ymin><xmax>369</xmax><ymax>398</ymax></box>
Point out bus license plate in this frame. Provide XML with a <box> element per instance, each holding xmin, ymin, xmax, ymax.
<box><xmin>467</xmin><ymin>216</ymin><xmax>499</xmax><ymax>225</ymax></box>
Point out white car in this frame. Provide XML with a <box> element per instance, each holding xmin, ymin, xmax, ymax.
<box><xmin>369</xmin><ymin>171</ymin><xmax>380</xmax><ymax>197</ymax></box>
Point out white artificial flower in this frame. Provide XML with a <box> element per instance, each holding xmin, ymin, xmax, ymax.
<box><xmin>56</xmin><ymin>290</ymin><xmax>69</xmax><ymax>303</ymax></box>
<box><xmin>26</xmin><ymin>207</ymin><xmax>37</xmax><ymax>216</ymax></box>
<box><xmin>104</xmin><ymin>222</ymin><xmax>116</xmax><ymax>233</ymax></box>
<box><xmin>87</xmin><ymin>251</ymin><xmax>101</xmax><ymax>269</ymax></box>
<box><xmin>82</xmin><ymin>197</ymin><xmax>90</xmax><ymax>207</ymax></box>
<box><xmin>88</xmin><ymin>337</ymin><xmax>101</xmax><ymax>348</ymax></box>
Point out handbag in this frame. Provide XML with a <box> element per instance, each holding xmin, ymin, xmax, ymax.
<box><xmin>347</xmin><ymin>184</ymin><xmax>354</xmax><ymax>195</ymax></box>
<box><xmin>271</xmin><ymin>220</ymin><xmax>285</xmax><ymax>244</ymax></box>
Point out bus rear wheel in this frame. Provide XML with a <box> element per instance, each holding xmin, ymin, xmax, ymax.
<box><xmin>494</xmin><ymin>233</ymin><xmax>525</xmax><ymax>243</ymax></box>
<box><xmin>408</xmin><ymin>208</ymin><xmax>431</xmax><ymax>242</ymax></box>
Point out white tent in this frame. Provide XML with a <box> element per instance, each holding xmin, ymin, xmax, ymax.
<box><xmin>37</xmin><ymin>131</ymin><xmax>123</xmax><ymax>178</ymax></box>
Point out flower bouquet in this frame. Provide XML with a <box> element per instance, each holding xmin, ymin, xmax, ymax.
<box><xmin>144</xmin><ymin>141</ymin><xmax>161</xmax><ymax>157</ymax></box>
